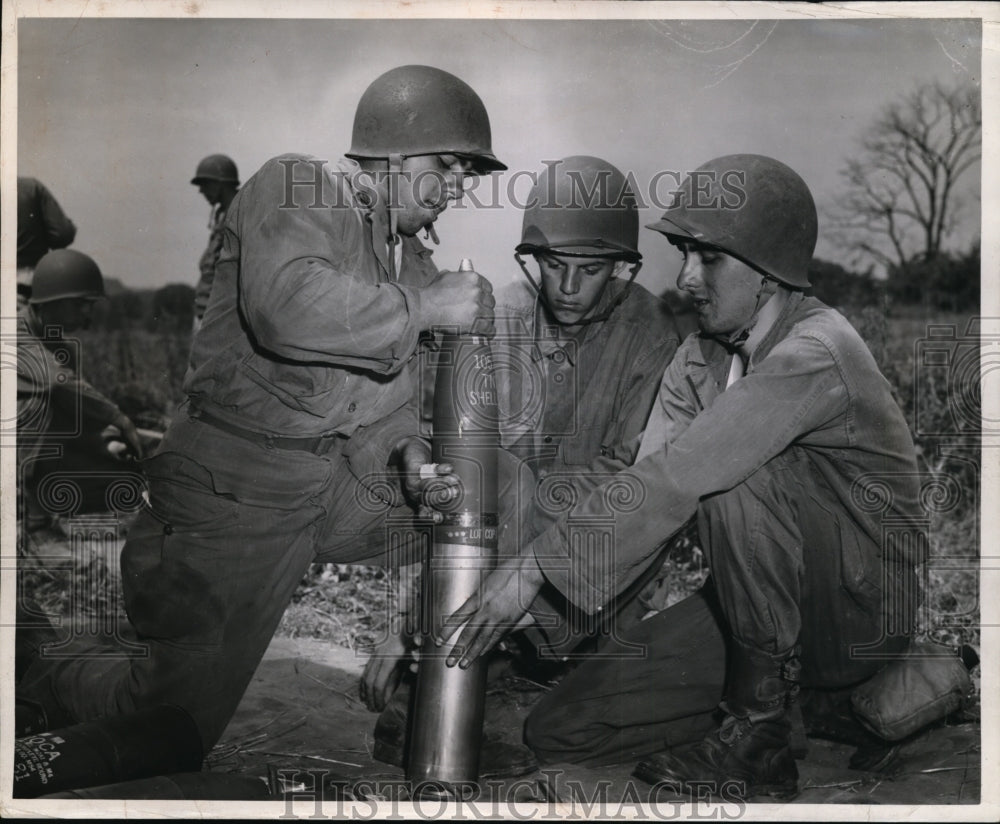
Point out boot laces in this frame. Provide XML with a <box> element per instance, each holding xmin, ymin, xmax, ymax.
<box><xmin>717</xmin><ymin>703</ymin><xmax>784</xmax><ymax>746</ymax></box>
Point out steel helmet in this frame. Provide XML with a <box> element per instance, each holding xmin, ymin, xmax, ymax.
<box><xmin>191</xmin><ymin>154</ymin><xmax>240</xmax><ymax>186</ymax></box>
<box><xmin>30</xmin><ymin>250</ymin><xmax>105</xmax><ymax>304</ymax></box>
<box><xmin>647</xmin><ymin>154</ymin><xmax>817</xmax><ymax>289</ymax></box>
<box><xmin>516</xmin><ymin>156</ymin><xmax>641</xmax><ymax>263</ymax></box>
<box><xmin>346</xmin><ymin>65</ymin><xmax>506</xmax><ymax>174</ymax></box>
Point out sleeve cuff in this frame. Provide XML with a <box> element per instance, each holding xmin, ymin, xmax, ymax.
<box><xmin>391</xmin><ymin>283</ymin><xmax>425</xmax><ymax>368</ymax></box>
<box><xmin>531</xmin><ymin>528</ymin><xmax>613</xmax><ymax>616</ymax></box>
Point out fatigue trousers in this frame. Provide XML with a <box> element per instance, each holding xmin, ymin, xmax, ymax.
<box><xmin>524</xmin><ymin>447</ymin><xmax>915</xmax><ymax>767</ymax></box>
<box><xmin>18</xmin><ymin>415</ymin><xmax>404</xmax><ymax>752</ymax></box>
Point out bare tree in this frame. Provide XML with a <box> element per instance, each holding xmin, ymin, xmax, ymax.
<box><xmin>830</xmin><ymin>81</ymin><xmax>981</xmax><ymax>271</ymax></box>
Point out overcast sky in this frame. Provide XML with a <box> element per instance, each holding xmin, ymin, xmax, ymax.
<box><xmin>14</xmin><ymin>13</ymin><xmax>984</xmax><ymax>294</ymax></box>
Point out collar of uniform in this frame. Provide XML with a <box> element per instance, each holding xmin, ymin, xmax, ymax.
<box><xmin>337</xmin><ymin>157</ymin><xmax>393</xmax><ymax>280</ymax></box>
<box><xmin>695</xmin><ymin>288</ymin><xmax>803</xmax><ymax>371</ymax></box>
<box><xmin>529</xmin><ymin>278</ymin><xmax>621</xmax><ymax>365</ymax></box>
<box><xmin>531</xmin><ymin>298</ymin><xmax>577</xmax><ymax>366</ymax></box>
<box><xmin>212</xmin><ymin>202</ymin><xmax>230</xmax><ymax>230</ymax></box>
<box><xmin>738</xmin><ymin>287</ymin><xmax>791</xmax><ymax>365</ymax></box>
<box><xmin>749</xmin><ymin>289</ymin><xmax>805</xmax><ymax>366</ymax></box>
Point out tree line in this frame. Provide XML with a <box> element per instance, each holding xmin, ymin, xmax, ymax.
<box><xmin>91</xmin><ymin>281</ymin><xmax>196</xmax><ymax>333</ymax></box>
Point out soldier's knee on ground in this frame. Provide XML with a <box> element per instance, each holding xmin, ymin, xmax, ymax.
<box><xmin>523</xmin><ymin>693</ymin><xmax>586</xmax><ymax>763</ymax></box>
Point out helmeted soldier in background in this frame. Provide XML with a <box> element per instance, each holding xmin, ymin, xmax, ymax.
<box><xmin>360</xmin><ymin>156</ymin><xmax>681</xmax><ymax>777</ymax></box>
<box><xmin>17</xmin><ymin>250</ymin><xmax>143</xmax><ymax>533</ymax></box>
<box><xmin>16</xmin><ymin>177</ymin><xmax>78</xmax><ymax>309</ymax></box>
<box><xmin>190</xmin><ymin>154</ymin><xmax>240</xmax><ymax>331</ymax></box>
<box><xmin>439</xmin><ymin>154</ymin><xmax>928</xmax><ymax>800</ymax></box>
<box><xmin>18</xmin><ymin>65</ymin><xmax>504</xmax><ymax>754</ymax></box>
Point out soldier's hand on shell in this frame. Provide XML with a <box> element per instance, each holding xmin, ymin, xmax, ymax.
<box><xmin>421</xmin><ymin>268</ymin><xmax>495</xmax><ymax>338</ymax></box>
<box><xmin>436</xmin><ymin>553</ymin><xmax>545</xmax><ymax>669</ymax></box>
<box><xmin>396</xmin><ymin>436</ymin><xmax>462</xmax><ymax>522</ymax></box>
<box><xmin>416</xmin><ymin>463</ymin><xmax>462</xmax><ymax>522</ymax></box>
<box><xmin>360</xmin><ymin>631</ymin><xmax>413</xmax><ymax>712</ymax></box>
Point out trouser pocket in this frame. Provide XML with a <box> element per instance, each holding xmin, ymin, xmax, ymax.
<box><xmin>121</xmin><ymin>452</ymin><xmax>240</xmax><ymax>644</ymax></box>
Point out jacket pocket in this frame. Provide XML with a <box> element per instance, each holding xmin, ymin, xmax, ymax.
<box><xmin>238</xmin><ymin>354</ymin><xmax>348</xmax><ymax>418</ymax></box>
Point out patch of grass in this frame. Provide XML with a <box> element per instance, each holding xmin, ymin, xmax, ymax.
<box><xmin>18</xmin><ymin>523</ymin><xmax>128</xmax><ymax>629</ymax></box>
<box><xmin>276</xmin><ymin>564</ymin><xmax>393</xmax><ymax>651</ymax></box>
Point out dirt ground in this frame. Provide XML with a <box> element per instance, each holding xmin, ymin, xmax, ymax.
<box><xmin>14</xmin><ymin>522</ymin><xmax>982</xmax><ymax>813</ymax></box>
<box><xmin>207</xmin><ymin>634</ymin><xmax>980</xmax><ymax>809</ymax></box>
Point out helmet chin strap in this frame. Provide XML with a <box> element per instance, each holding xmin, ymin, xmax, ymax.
<box><xmin>387</xmin><ymin>153</ymin><xmax>403</xmax><ymax>281</ymax></box>
<box><xmin>716</xmin><ymin>274</ymin><xmax>772</xmax><ymax>351</ymax></box>
<box><xmin>514</xmin><ymin>252</ymin><xmax>642</xmax><ymax>328</ymax></box>
<box><xmin>514</xmin><ymin>251</ymin><xmax>543</xmax><ymax>295</ymax></box>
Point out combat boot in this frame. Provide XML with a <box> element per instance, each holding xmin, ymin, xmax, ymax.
<box><xmin>633</xmin><ymin>642</ymin><xmax>801</xmax><ymax>801</ymax></box>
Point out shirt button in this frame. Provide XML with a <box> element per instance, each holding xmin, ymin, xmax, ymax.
<box><xmin>543</xmin><ymin>435</ymin><xmax>552</xmax><ymax>443</ymax></box>
<box><xmin>348</xmin><ymin>402</ymin><xmax>357</xmax><ymax>413</ymax></box>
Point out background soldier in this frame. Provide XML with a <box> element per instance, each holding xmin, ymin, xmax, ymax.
<box><xmin>16</xmin><ymin>176</ymin><xmax>78</xmax><ymax>309</ymax></box>
<box><xmin>17</xmin><ymin>250</ymin><xmax>143</xmax><ymax>534</ymax></box>
<box><xmin>189</xmin><ymin>154</ymin><xmax>240</xmax><ymax>332</ymax></box>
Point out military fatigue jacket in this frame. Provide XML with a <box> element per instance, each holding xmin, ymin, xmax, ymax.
<box><xmin>16</xmin><ymin>305</ymin><xmax>124</xmax><ymax>461</ymax></box>
<box><xmin>529</xmin><ymin>292</ymin><xmax>923</xmax><ymax>612</ymax></box>
<box><xmin>186</xmin><ymin>155</ymin><xmax>440</xmax><ymax>484</ymax></box>
<box><xmin>493</xmin><ymin>278</ymin><xmax>680</xmax><ymax>542</ymax></box>
<box><xmin>193</xmin><ymin>205</ymin><xmax>228</xmax><ymax>321</ymax></box>
<box><xmin>17</xmin><ymin>177</ymin><xmax>77</xmax><ymax>270</ymax></box>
